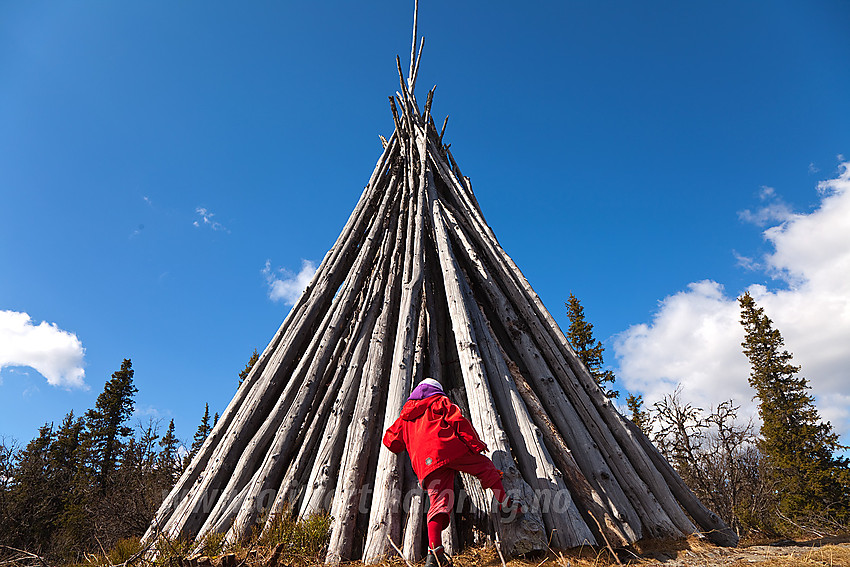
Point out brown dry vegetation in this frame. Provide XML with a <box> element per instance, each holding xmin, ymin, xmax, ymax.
<box><xmin>10</xmin><ymin>536</ymin><xmax>844</xmax><ymax>567</ymax></box>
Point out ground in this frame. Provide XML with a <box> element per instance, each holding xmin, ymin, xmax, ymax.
<box><xmin>180</xmin><ymin>537</ymin><xmax>850</xmax><ymax>567</ymax></box>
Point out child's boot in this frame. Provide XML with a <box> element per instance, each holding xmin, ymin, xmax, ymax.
<box><xmin>425</xmin><ymin>545</ymin><xmax>452</xmax><ymax>567</ymax></box>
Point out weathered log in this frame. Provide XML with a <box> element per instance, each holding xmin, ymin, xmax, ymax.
<box><xmin>401</xmin><ymin>458</ymin><xmax>426</xmax><ymax>562</ymax></box>
<box><xmin>324</xmin><ymin>308</ymin><xmax>398</xmax><ymax>563</ymax></box>
<box><xmin>509</xmin><ymin>363</ymin><xmax>633</xmax><ymax>547</ymax></box>
<box><xmin>408</xmin><ymin>0</ymin><xmax>419</xmax><ymax>82</ymax></box>
<box><xmin>362</xmin><ymin>96</ymin><xmax>432</xmax><ymax>563</ymax></box>
<box><xmin>298</xmin><ymin>178</ymin><xmax>409</xmax><ymax>520</ymax></box>
<box><xmin>410</xmin><ymin>36</ymin><xmax>425</xmax><ymax>94</ymax></box>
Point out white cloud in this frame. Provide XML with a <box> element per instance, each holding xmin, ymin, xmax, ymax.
<box><xmin>737</xmin><ymin>185</ymin><xmax>793</xmax><ymax>227</ymax></box>
<box><xmin>134</xmin><ymin>405</ymin><xmax>166</xmax><ymax>419</ymax></box>
<box><xmin>0</xmin><ymin>310</ymin><xmax>86</xmax><ymax>389</ymax></box>
<box><xmin>262</xmin><ymin>259</ymin><xmax>317</xmax><ymax>305</ymax></box>
<box><xmin>193</xmin><ymin>207</ymin><xmax>229</xmax><ymax>232</ymax></box>
<box><xmin>615</xmin><ymin>162</ymin><xmax>850</xmax><ymax>441</ymax></box>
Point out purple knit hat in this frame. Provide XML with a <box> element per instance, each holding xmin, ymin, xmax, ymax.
<box><xmin>408</xmin><ymin>377</ymin><xmax>445</xmax><ymax>401</ymax></box>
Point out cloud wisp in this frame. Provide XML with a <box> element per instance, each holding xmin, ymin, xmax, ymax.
<box><xmin>262</xmin><ymin>259</ymin><xmax>317</xmax><ymax>306</ymax></box>
<box><xmin>615</xmin><ymin>161</ymin><xmax>850</xmax><ymax>440</ymax></box>
<box><xmin>193</xmin><ymin>207</ymin><xmax>229</xmax><ymax>233</ymax></box>
<box><xmin>0</xmin><ymin>310</ymin><xmax>87</xmax><ymax>389</ymax></box>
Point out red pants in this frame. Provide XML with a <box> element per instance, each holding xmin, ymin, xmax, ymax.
<box><xmin>422</xmin><ymin>451</ymin><xmax>503</xmax><ymax>521</ymax></box>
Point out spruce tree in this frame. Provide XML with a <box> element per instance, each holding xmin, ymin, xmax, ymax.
<box><xmin>186</xmin><ymin>403</ymin><xmax>213</xmax><ymax>466</ymax></box>
<box><xmin>7</xmin><ymin>424</ymin><xmax>55</xmax><ymax>548</ymax></box>
<box><xmin>739</xmin><ymin>292</ymin><xmax>849</xmax><ymax>520</ymax></box>
<box><xmin>626</xmin><ymin>393</ymin><xmax>650</xmax><ymax>435</ymax></box>
<box><xmin>565</xmin><ymin>293</ymin><xmax>619</xmax><ymax>399</ymax></box>
<box><xmin>158</xmin><ymin>419</ymin><xmax>181</xmax><ymax>482</ymax></box>
<box><xmin>83</xmin><ymin>358</ymin><xmax>138</xmax><ymax>489</ymax></box>
<box><xmin>238</xmin><ymin>348</ymin><xmax>259</xmax><ymax>387</ymax></box>
<box><xmin>49</xmin><ymin>411</ymin><xmax>89</xmax><ymax>549</ymax></box>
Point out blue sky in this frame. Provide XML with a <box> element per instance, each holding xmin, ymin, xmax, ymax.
<box><xmin>2</xmin><ymin>1</ymin><xmax>849</xmax><ymax>450</ymax></box>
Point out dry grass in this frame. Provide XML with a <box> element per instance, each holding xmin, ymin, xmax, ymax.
<box><xmin>19</xmin><ymin>529</ymin><xmax>850</xmax><ymax>567</ymax></box>
<box><xmin>726</xmin><ymin>544</ymin><xmax>850</xmax><ymax>566</ymax></box>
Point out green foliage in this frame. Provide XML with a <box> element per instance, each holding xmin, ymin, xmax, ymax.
<box><xmin>565</xmin><ymin>293</ymin><xmax>618</xmax><ymax>399</ymax></box>
<box><xmin>197</xmin><ymin>530</ymin><xmax>227</xmax><ymax>557</ymax></box>
<box><xmin>5</xmin><ymin>424</ymin><xmax>56</xmax><ymax>548</ymax></box>
<box><xmin>238</xmin><ymin>348</ymin><xmax>260</xmax><ymax>388</ymax></box>
<box><xmin>739</xmin><ymin>292</ymin><xmax>850</xmax><ymax>522</ymax></box>
<box><xmin>158</xmin><ymin>419</ymin><xmax>181</xmax><ymax>483</ymax></box>
<box><xmin>104</xmin><ymin>537</ymin><xmax>143</xmax><ymax>566</ymax></box>
<box><xmin>257</xmin><ymin>511</ymin><xmax>331</xmax><ymax>560</ymax></box>
<box><xmin>49</xmin><ymin>411</ymin><xmax>90</xmax><ymax>552</ymax></box>
<box><xmin>626</xmin><ymin>393</ymin><xmax>650</xmax><ymax>435</ymax></box>
<box><xmin>187</xmin><ymin>403</ymin><xmax>213</xmax><ymax>466</ymax></box>
<box><xmin>84</xmin><ymin>358</ymin><xmax>138</xmax><ymax>488</ymax></box>
<box><xmin>152</xmin><ymin>534</ymin><xmax>193</xmax><ymax>567</ymax></box>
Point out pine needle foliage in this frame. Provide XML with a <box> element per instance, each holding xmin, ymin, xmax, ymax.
<box><xmin>626</xmin><ymin>393</ymin><xmax>650</xmax><ymax>435</ymax></box>
<box><xmin>186</xmin><ymin>403</ymin><xmax>213</xmax><ymax>466</ymax></box>
<box><xmin>238</xmin><ymin>348</ymin><xmax>260</xmax><ymax>388</ymax></box>
<box><xmin>83</xmin><ymin>358</ymin><xmax>138</xmax><ymax>489</ymax></box>
<box><xmin>565</xmin><ymin>293</ymin><xmax>618</xmax><ymax>399</ymax></box>
<box><xmin>739</xmin><ymin>292</ymin><xmax>850</xmax><ymax>522</ymax></box>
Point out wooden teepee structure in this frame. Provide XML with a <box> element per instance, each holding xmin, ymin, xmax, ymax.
<box><xmin>144</xmin><ymin>8</ymin><xmax>737</xmax><ymax>563</ymax></box>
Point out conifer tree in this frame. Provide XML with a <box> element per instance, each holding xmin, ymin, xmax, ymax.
<box><xmin>626</xmin><ymin>393</ymin><xmax>650</xmax><ymax>435</ymax></box>
<box><xmin>0</xmin><ymin>437</ymin><xmax>16</xmax><ymax>533</ymax></box>
<box><xmin>186</xmin><ymin>403</ymin><xmax>213</xmax><ymax>466</ymax></box>
<box><xmin>238</xmin><ymin>348</ymin><xmax>259</xmax><ymax>387</ymax></box>
<box><xmin>7</xmin><ymin>424</ymin><xmax>55</xmax><ymax>548</ymax></box>
<box><xmin>739</xmin><ymin>292</ymin><xmax>849</xmax><ymax>520</ymax></box>
<box><xmin>565</xmin><ymin>293</ymin><xmax>618</xmax><ymax>399</ymax></box>
<box><xmin>49</xmin><ymin>411</ymin><xmax>89</xmax><ymax>548</ymax></box>
<box><xmin>84</xmin><ymin>358</ymin><xmax>138</xmax><ymax>489</ymax></box>
<box><xmin>158</xmin><ymin>419</ymin><xmax>181</xmax><ymax>483</ymax></box>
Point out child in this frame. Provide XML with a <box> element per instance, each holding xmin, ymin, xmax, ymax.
<box><xmin>383</xmin><ymin>378</ymin><xmax>522</xmax><ymax>567</ymax></box>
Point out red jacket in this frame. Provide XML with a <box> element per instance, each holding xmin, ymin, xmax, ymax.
<box><xmin>383</xmin><ymin>393</ymin><xmax>488</xmax><ymax>481</ymax></box>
